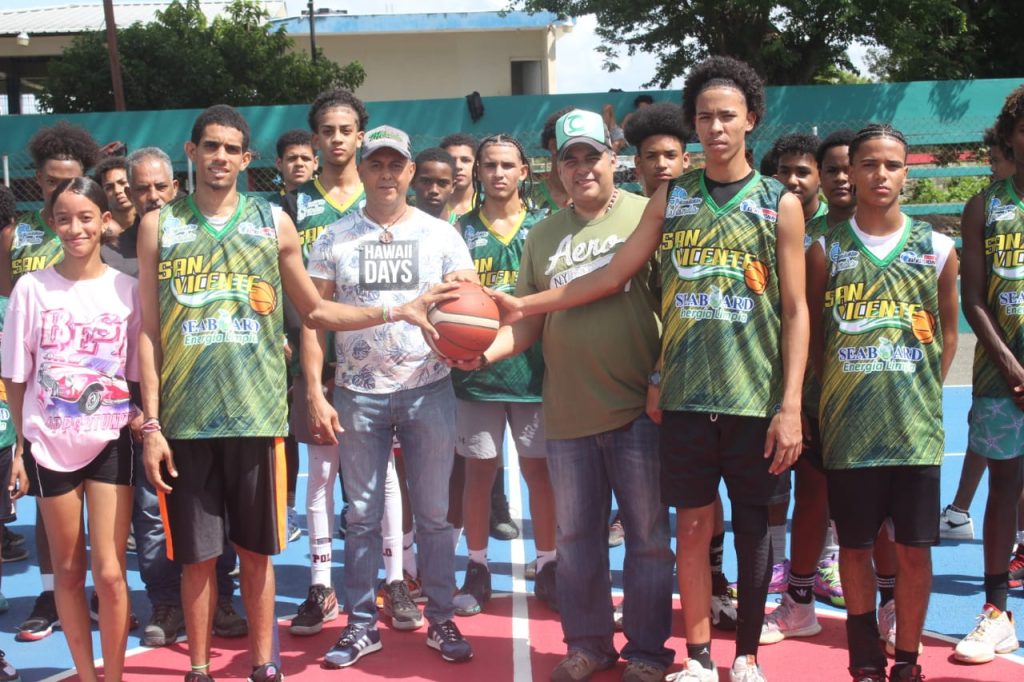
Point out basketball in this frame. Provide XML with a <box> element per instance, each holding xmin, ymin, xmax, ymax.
<box><xmin>911</xmin><ymin>308</ymin><xmax>935</xmax><ymax>344</ymax></box>
<box><xmin>744</xmin><ymin>260</ymin><xmax>770</xmax><ymax>295</ymax></box>
<box><xmin>249</xmin><ymin>279</ymin><xmax>278</xmax><ymax>316</ymax></box>
<box><xmin>426</xmin><ymin>281</ymin><xmax>500</xmax><ymax>361</ymax></box>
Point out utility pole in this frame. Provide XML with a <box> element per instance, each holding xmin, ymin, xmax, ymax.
<box><xmin>308</xmin><ymin>0</ymin><xmax>317</xmax><ymax>64</ymax></box>
<box><xmin>103</xmin><ymin>0</ymin><xmax>126</xmax><ymax>110</ymax></box>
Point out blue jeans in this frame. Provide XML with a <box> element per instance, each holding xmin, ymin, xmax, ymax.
<box><xmin>546</xmin><ymin>414</ymin><xmax>674</xmax><ymax>667</ymax></box>
<box><xmin>132</xmin><ymin>441</ymin><xmax>237</xmax><ymax>606</ymax></box>
<box><xmin>334</xmin><ymin>377</ymin><xmax>457</xmax><ymax>626</ymax></box>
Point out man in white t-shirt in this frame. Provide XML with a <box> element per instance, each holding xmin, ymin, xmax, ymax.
<box><xmin>304</xmin><ymin>125</ymin><xmax>477</xmax><ymax>668</ymax></box>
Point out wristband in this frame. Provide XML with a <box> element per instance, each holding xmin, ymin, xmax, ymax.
<box><xmin>140</xmin><ymin>419</ymin><xmax>162</xmax><ymax>436</ymax></box>
<box><xmin>382</xmin><ymin>304</ymin><xmax>393</xmax><ymax>323</ymax></box>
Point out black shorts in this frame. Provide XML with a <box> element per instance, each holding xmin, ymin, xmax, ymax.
<box><xmin>160</xmin><ymin>437</ymin><xmax>287</xmax><ymax>564</ymax></box>
<box><xmin>0</xmin><ymin>446</ymin><xmax>16</xmax><ymax>523</ymax></box>
<box><xmin>660</xmin><ymin>410</ymin><xmax>791</xmax><ymax>509</ymax></box>
<box><xmin>24</xmin><ymin>428</ymin><xmax>134</xmax><ymax>498</ymax></box>
<box><xmin>826</xmin><ymin>465</ymin><xmax>940</xmax><ymax>548</ymax></box>
<box><xmin>800</xmin><ymin>415</ymin><xmax>824</xmax><ymax>473</ymax></box>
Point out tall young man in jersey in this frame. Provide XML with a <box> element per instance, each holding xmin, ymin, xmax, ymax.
<box><xmin>440</xmin><ymin>133</ymin><xmax>478</xmax><ymax>223</ymax></box>
<box><xmin>0</xmin><ymin>122</ymin><xmax>100</xmax><ymax>642</ymax></box>
<box><xmin>138</xmin><ymin>106</ymin><xmax>455</xmax><ymax>682</ymax></box>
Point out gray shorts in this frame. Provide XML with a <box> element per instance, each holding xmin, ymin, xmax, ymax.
<box><xmin>456</xmin><ymin>400</ymin><xmax>546</xmax><ymax>460</ymax></box>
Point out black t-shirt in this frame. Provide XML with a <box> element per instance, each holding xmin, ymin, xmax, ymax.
<box><xmin>704</xmin><ymin>170</ymin><xmax>756</xmax><ymax>208</ymax></box>
<box><xmin>101</xmin><ymin>219</ymin><xmax>139</xmax><ymax>278</ymax></box>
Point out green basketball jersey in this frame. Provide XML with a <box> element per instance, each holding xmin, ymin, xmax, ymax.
<box><xmin>156</xmin><ymin>194</ymin><xmax>286</xmax><ymax>439</ymax></box>
<box><xmin>820</xmin><ymin>217</ymin><xmax>944</xmax><ymax>469</ymax></box>
<box><xmin>802</xmin><ymin>213</ymin><xmax>832</xmax><ymax>419</ymax></box>
<box><xmin>0</xmin><ymin>296</ymin><xmax>15</xmax><ymax>449</ymax></box>
<box><xmin>284</xmin><ymin>178</ymin><xmax>365</xmax><ymax>264</ymax></box>
<box><xmin>972</xmin><ymin>178</ymin><xmax>1024</xmax><ymax>398</ymax></box>
<box><xmin>10</xmin><ymin>210</ymin><xmax>62</xmax><ymax>286</ymax></box>
<box><xmin>658</xmin><ymin>170</ymin><xmax>786</xmax><ymax>417</ymax></box>
<box><xmin>451</xmin><ymin>207</ymin><xmax>544</xmax><ymax>402</ymax></box>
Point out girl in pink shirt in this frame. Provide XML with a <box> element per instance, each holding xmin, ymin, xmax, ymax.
<box><xmin>2</xmin><ymin>176</ymin><xmax>140</xmax><ymax>682</ymax></box>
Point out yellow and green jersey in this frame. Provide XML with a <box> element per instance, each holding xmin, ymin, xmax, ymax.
<box><xmin>820</xmin><ymin>217</ymin><xmax>944</xmax><ymax>469</ymax></box>
<box><xmin>802</xmin><ymin>212</ymin><xmax>832</xmax><ymax>419</ymax></box>
<box><xmin>10</xmin><ymin>210</ymin><xmax>62</xmax><ymax>286</ymax></box>
<box><xmin>451</xmin><ymin>207</ymin><xmax>544</xmax><ymax>402</ymax></box>
<box><xmin>156</xmin><ymin>194</ymin><xmax>286</xmax><ymax>439</ymax></box>
<box><xmin>658</xmin><ymin>170</ymin><xmax>786</xmax><ymax>417</ymax></box>
<box><xmin>283</xmin><ymin>178</ymin><xmax>365</xmax><ymax>264</ymax></box>
<box><xmin>972</xmin><ymin>178</ymin><xmax>1024</xmax><ymax>398</ymax></box>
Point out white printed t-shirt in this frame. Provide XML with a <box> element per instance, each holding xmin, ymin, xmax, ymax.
<box><xmin>1</xmin><ymin>267</ymin><xmax>140</xmax><ymax>472</ymax></box>
<box><xmin>306</xmin><ymin>207</ymin><xmax>473</xmax><ymax>394</ymax></box>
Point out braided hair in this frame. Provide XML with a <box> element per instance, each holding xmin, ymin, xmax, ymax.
<box><xmin>471</xmin><ymin>134</ymin><xmax>533</xmax><ymax>211</ymax></box>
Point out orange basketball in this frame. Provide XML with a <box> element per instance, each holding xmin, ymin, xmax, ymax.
<box><xmin>426</xmin><ymin>281</ymin><xmax>500</xmax><ymax>362</ymax></box>
<box><xmin>249</xmin><ymin>279</ymin><xmax>277</xmax><ymax>316</ymax></box>
<box><xmin>911</xmin><ymin>309</ymin><xmax>935</xmax><ymax>344</ymax></box>
<box><xmin>744</xmin><ymin>260</ymin><xmax>770</xmax><ymax>295</ymax></box>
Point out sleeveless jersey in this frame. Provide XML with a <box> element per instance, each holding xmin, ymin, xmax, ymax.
<box><xmin>10</xmin><ymin>210</ymin><xmax>62</xmax><ymax>286</ymax></box>
<box><xmin>0</xmin><ymin>296</ymin><xmax>14</xmax><ymax>449</ymax></box>
<box><xmin>156</xmin><ymin>194</ymin><xmax>286</xmax><ymax>439</ymax></box>
<box><xmin>972</xmin><ymin>178</ymin><xmax>1024</xmax><ymax>398</ymax></box>
<box><xmin>802</xmin><ymin>213</ymin><xmax>832</xmax><ymax>419</ymax></box>
<box><xmin>283</xmin><ymin>178</ymin><xmax>365</xmax><ymax>264</ymax></box>
<box><xmin>819</xmin><ymin>217</ymin><xmax>944</xmax><ymax>469</ymax></box>
<box><xmin>658</xmin><ymin>170</ymin><xmax>786</xmax><ymax>417</ymax></box>
<box><xmin>451</xmin><ymin>207</ymin><xmax>544</xmax><ymax>402</ymax></box>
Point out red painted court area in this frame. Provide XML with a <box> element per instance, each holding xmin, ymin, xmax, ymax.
<box><xmin>64</xmin><ymin>597</ymin><xmax>1022</xmax><ymax>682</ymax></box>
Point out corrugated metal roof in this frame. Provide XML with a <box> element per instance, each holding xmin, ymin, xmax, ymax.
<box><xmin>0</xmin><ymin>1</ymin><xmax>287</xmax><ymax>36</ymax></box>
<box><xmin>270</xmin><ymin>10</ymin><xmax>569</xmax><ymax>35</ymax></box>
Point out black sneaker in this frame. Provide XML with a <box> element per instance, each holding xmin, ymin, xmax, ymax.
<box><xmin>290</xmin><ymin>585</ymin><xmax>338</xmax><ymax>636</ymax></box>
<box><xmin>0</xmin><ymin>649</ymin><xmax>19</xmax><ymax>682</ymax></box>
<box><xmin>16</xmin><ymin>591</ymin><xmax>59</xmax><ymax>641</ymax></box>
<box><xmin>212</xmin><ymin>600</ymin><xmax>248</xmax><ymax>638</ymax></box>
<box><xmin>0</xmin><ymin>533</ymin><xmax>27</xmax><ymax>562</ymax></box>
<box><xmin>489</xmin><ymin>491</ymin><xmax>520</xmax><ymax>541</ymax></box>
<box><xmin>382</xmin><ymin>579</ymin><xmax>423</xmax><ymax>630</ymax></box>
<box><xmin>324</xmin><ymin>623</ymin><xmax>382</xmax><ymax>668</ymax></box>
<box><xmin>3</xmin><ymin>529</ymin><xmax>24</xmax><ymax>546</ymax></box>
<box><xmin>247</xmin><ymin>662</ymin><xmax>283</xmax><ymax>682</ymax></box>
<box><xmin>184</xmin><ymin>672</ymin><xmax>214</xmax><ymax>682</ymax></box>
<box><xmin>88</xmin><ymin>591</ymin><xmax>139</xmax><ymax>630</ymax></box>
<box><xmin>453</xmin><ymin>560</ymin><xmax>491</xmax><ymax>616</ymax></box>
<box><xmin>850</xmin><ymin>668</ymin><xmax>885</xmax><ymax>682</ymax></box>
<box><xmin>534</xmin><ymin>560</ymin><xmax>559</xmax><ymax>612</ymax></box>
<box><xmin>889</xmin><ymin>664</ymin><xmax>923</xmax><ymax>682</ymax></box>
<box><xmin>426</xmin><ymin>619</ymin><xmax>473</xmax><ymax>662</ymax></box>
<box><xmin>143</xmin><ymin>604</ymin><xmax>185</xmax><ymax>646</ymax></box>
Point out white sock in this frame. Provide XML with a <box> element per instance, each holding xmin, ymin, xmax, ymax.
<box><xmin>403</xmin><ymin>531</ymin><xmax>418</xmax><ymax>578</ymax></box>
<box><xmin>467</xmin><ymin>548</ymin><xmax>487</xmax><ymax>566</ymax></box>
<box><xmin>382</xmin><ymin>456</ymin><xmax>403</xmax><ymax>583</ymax></box>
<box><xmin>452</xmin><ymin>526</ymin><xmax>463</xmax><ymax>551</ymax></box>
<box><xmin>769</xmin><ymin>523</ymin><xmax>787</xmax><ymax>565</ymax></box>
<box><xmin>306</xmin><ymin>443</ymin><xmax>339</xmax><ymax>587</ymax></box>
<box><xmin>535</xmin><ymin>549</ymin><xmax>556</xmax><ymax>572</ymax></box>
<box><xmin>41</xmin><ymin>574</ymin><xmax>54</xmax><ymax>592</ymax></box>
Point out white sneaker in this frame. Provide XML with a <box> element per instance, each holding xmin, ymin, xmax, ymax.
<box><xmin>954</xmin><ymin>604</ymin><xmax>1019</xmax><ymax>664</ymax></box>
<box><xmin>760</xmin><ymin>593</ymin><xmax>822</xmax><ymax>644</ymax></box>
<box><xmin>711</xmin><ymin>593</ymin><xmax>737</xmax><ymax>630</ymax></box>
<box><xmin>878</xmin><ymin>599</ymin><xmax>921</xmax><ymax>656</ymax></box>
<box><xmin>938</xmin><ymin>505</ymin><xmax>974</xmax><ymax>540</ymax></box>
<box><xmin>729</xmin><ymin>655</ymin><xmax>766</xmax><ymax>682</ymax></box>
<box><xmin>665</xmin><ymin>658</ymin><xmax>717</xmax><ymax>681</ymax></box>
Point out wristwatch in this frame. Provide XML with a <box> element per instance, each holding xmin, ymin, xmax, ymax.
<box><xmin>648</xmin><ymin>370</ymin><xmax>661</xmax><ymax>387</ymax></box>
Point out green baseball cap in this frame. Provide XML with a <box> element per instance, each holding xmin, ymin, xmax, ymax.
<box><xmin>361</xmin><ymin>125</ymin><xmax>412</xmax><ymax>160</ymax></box>
<box><xmin>555</xmin><ymin>109</ymin><xmax>611</xmax><ymax>157</ymax></box>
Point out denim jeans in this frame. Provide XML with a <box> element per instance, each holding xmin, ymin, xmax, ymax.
<box><xmin>334</xmin><ymin>377</ymin><xmax>457</xmax><ymax>626</ymax></box>
<box><xmin>546</xmin><ymin>414</ymin><xmax>674</xmax><ymax>667</ymax></box>
<box><xmin>132</xmin><ymin>440</ymin><xmax>237</xmax><ymax>606</ymax></box>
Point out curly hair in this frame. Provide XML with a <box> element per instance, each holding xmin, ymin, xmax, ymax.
<box><xmin>28</xmin><ymin>121</ymin><xmax>101</xmax><ymax>171</ymax></box>
<box><xmin>623</xmin><ymin>102</ymin><xmax>689</xmax><ymax>149</ymax></box>
<box><xmin>815</xmin><ymin>129</ymin><xmax>857</xmax><ymax>167</ymax></box>
<box><xmin>308</xmin><ymin>89</ymin><xmax>369</xmax><ymax>133</ymax></box>
<box><xmin>681</xmin><ymin>57</ymin><xmax>766</xmax><ymax>131</ymax></box>
<box><xmin>770</xmin><ymin>133</ymin><xmax>820</xmax><ymax>164</ymax></box>
<box><xmin>0</xmin><ymin>184</ymin><xmax>16</xmax><ymax>228</ymax></box>
<box><xmin>849</xmin><ymin>123</ymin><xmax>908</xmax><ymax>162</ymax></box>
<box><xmin>995</xmin><ymin>85</ymin><xmax>1024</xmax><ymax>154</ymax></box>
<box><xmin>440</xmin><ymin>133</ymin><xmax>478</xmax><ymax>154</ymax></box>
<box><xmin>540</xmin><ymin>105</ymin><xmax>577</xmax><ymax>152</ymax></box>
<box><xmin>984</xmin><ymin>124</ymin><xmax>1014</xmax><ymax>161</ymax></box>
<box><xmin>191</xmin><ymin>104</ymin><xmax>250</xmax><ymax>150</ymax></box>
<box><xmin>93</xmin><ymin>155</ymin><xmax>127</xmax><ymax>185</ymax></box>
<box><xmin>275</xmin><ymin>129</ymin><xmax>313</xmax><ymax>158</ymax></box>
<box><xmin>413</xmin><ymin>147</ymin><xmax>456</xmax><ymax>177</ymax></box>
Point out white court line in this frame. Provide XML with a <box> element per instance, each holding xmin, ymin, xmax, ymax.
<box><xmin>505</xmin><ymin>436</ymin><xmax>534</xmax><ymax>682</ymax></box>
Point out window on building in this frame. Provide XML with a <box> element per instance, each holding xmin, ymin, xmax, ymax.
<box><xmin>511</xmin><ymin>60</ymin><xmax>542</xmax><ymax>96</ymax></box>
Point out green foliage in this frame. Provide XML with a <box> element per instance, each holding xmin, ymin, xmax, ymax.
<box><xmin>39</xmin><ymin>0</ymin><xmax>365</xmax><ymax>113</ymax></box>
<box><xmin>907</xmin><ymin>176</ymin><xmax>988</xmax><ymax>205</ymax></box>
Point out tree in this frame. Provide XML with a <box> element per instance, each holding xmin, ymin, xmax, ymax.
<box><xmin>513</xmin><ymin>1</ymin><xmax>863</xmax><ymax>86</ymax></box>
<box><xmin>39</xmin><ymin>0</ymin><xmax>365</xmax><ymax>113</ymax></box>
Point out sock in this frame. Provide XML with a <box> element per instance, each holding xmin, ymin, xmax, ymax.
<box><xmin>876</xmin><ymin>573</ymin><xmax>895</xmax><ymax>607</ymax></box>
<box><xmin>820</xmin><ymin>523</ymin><xmax>839</xmax><ymax>562</ymax></box>
<box><xmin>769</xmin><ymin>523</ymin><xmax>787</xmax><ymax>565</ymax></box>
<box><xmin>788</xmin><ymin>571</ymin><xmax>815</xmax><ymax>604</ymax></box>
<box><xmin>984</xmin><ymin>572</ymin><xmax>1009</xmax><ymax>612</ymax></box>
<box><xmin>403</xmin><ymin>531</ymin><xmax>418</xmax><ymax>579</ymax></box>
<box><xmin>894</xmin><ymin>648</ymin><xmax>918</xmax><ymax>667</ymax></box>
<box><xmin>467</xmin><ymin>548</ymin><xmax>487</xmax><ymax>567</ymax></box>
<box><xmin>452</xmin><ymin>526</ymin><xmax>464</xmax><ymax>551</ymax></box>
<box><xmin>733</xmin><ymin>503</ymin><xmax>771</xmax><ymax>657</ymax></box>
<box><xmin>535</xmin><ymin>549</ymin><xmax>556</xmax><ymax>572</ymax></box>
<box><xmin>381</xmin><ymin>457</ymin><xmax>403</xmax><ymax>583</ymax></box>
<box><xmin>306</xmin><ymin>443</ymin><xmax>339</xmax><ymax>587</ymax></box>
<box><xmin>949</xmin><ymin>503</ymin><xmax>968</xmax><ymax>514</ymax></box>
<box><xmin>686</xmin><ymin>642</ymin><xmax>713</xmax><ymax>670</ymax></box>
<box><xmin>846</xmin><ymin>610</ymin><xmax>885</xmax><ymax>671</ymax></box>
<box><xmin>41</xmin><ymin>574</ymin><xmax>54</xmax><ymax>592</ymax></box>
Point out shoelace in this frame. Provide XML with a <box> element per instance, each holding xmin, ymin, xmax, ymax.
<box><xmin>337</xmin><ymin>624</ymin><xmax>367</xmax><ymax>647</ymax></box>
<box><xmin>298</xmin><ymin>589</ymin><xmax>328</xmax><ymax>617</ymax></box>
<box><xmin>964</xmin><ymin>613</ymin><xmax>995</xmax><ymax>641</ymax></box>
<box><xmin>434</xmin><ymin>620</ymin><xmax>462</xmax><ymax>643</ymax></box>
<box><xmin>388</xmin><ymin>583</ymin><xmax>416</xmax><ymax>611</ymax></box>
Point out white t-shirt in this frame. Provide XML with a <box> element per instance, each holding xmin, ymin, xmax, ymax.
<box><xmin>815</xmin><ymin>217</ymin><xmax>955</xmax><ymax>275</ymax></box>
<box><xmin>1</xmin><ymin>267</ymin><xmax>140</xmax><ymax>472</ymax></box>
<box><xmin>306</xmin><ymin>206</ymin><xmax>474</xmax><ymax>394</ymax></box>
